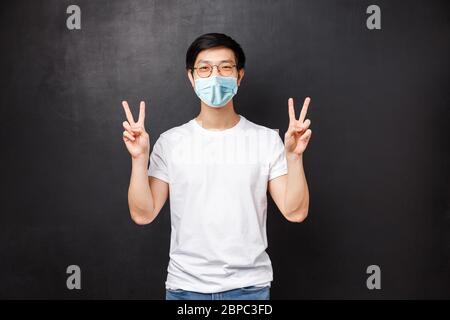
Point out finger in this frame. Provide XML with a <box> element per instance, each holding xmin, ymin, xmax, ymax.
<box><xmin>123</xmin><ymin>130</ymin><xmax>135</xmax><ymax>142</ymax></box>
<box><xmin>285</xmin><ymin>126</ymin><xmax>297</xmax><ymax>140</ymax></box>
<box><xmin>300</xmin><ymin>129</ymin><xmax>312</xmax><ymax>141</ymax></box>
<box><xmin>284</xmin><ymin>131</ymin><xmax>295</xmax><ymax>143</ymax></box>
<box><xmin>288</xmin><ymin>98</ymin><xmax>296</xmax><ymax>124</ymax></box>
<box><xmin>123</xmin><ymin>121</ymin><xmax>135</xmax><ymax>136</ymax></box>
<box><xmin>130</xmin><ymin>125</ymin><xmax>144</xmax><ymax>135</ymax></box>
<box><xmin>295</xmin><ymin>119</ymin><xmax>311</xmax><ymax>131</ymax></box>
<box><xmin>299</xmin><ymin>97</ymin><xmax>311</xmax><ymax>123</ymax></box>
<box><xmin>137</xmin><ymin>101</ymin><xmax>145</xmax><ymax>125</ymax></box>
<box><xmin>122</xmin><ymin>101</ymin><xmax>136</xmax><ymax>125</ymax></box>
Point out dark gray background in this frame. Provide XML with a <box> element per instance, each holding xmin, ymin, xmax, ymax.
<box><xmin>0</xmin><ymin>0</ymin><xmax>449</xmax><ymax>299</ymax></box>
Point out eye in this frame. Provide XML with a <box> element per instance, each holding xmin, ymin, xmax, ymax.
<box><xmin>220</xmin><ymin>64</ymin><xmax>233</xmax><ymax>70</ymax></box>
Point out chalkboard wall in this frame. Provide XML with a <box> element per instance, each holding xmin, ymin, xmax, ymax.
<box><xmin>0</xmin><ymin>0</ymin><xmax>449</xmax><ymax>299</ymax></box>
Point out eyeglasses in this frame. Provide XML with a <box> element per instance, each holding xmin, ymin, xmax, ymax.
<box><xmin>193</xmin><ymin>62</ymin><xmax>237</xmax><ymax>78</ymax></box>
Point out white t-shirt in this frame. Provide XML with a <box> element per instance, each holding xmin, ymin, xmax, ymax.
<box><xmin>147</xmin><ymin>114</ymin><xmax>288</xmax><ymax>293</ymax></box>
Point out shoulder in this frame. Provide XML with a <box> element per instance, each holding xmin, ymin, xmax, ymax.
<box><xmin>242</xmin><ymin>117</ymin><xmax>285</xmax><ymax>156</ymax></box>
<box><xmin>242</xmin><ymin>116</ymin><xmax>282</xmax><ymax>140</ymax></box>
<box><xmin>156</xmin><ymin>119</ymin><xmax>195</xmax><ymax>144</ymax></box>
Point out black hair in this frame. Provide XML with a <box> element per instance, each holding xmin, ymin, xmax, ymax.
<box><xmin>185</xmin><ymin>33</ymin><xmax>246</xmax><ymax>73</ymax></box>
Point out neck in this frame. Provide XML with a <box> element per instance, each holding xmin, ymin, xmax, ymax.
<box><xmin>195</xmin><ymin>99</ymin><xmax>240</xmax><ymax>130</ymax></box>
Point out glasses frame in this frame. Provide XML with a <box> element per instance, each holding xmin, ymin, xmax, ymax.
<box><xmin>192</xmin><ymin>62</ymin><xmax>238</xmax><ymax>78</ymax></box>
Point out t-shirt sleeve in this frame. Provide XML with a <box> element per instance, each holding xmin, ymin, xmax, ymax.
<box><xmin>268</xmin><ymin>131</ymin><xmax>288</xmax><ymax>181</ymax></box>
<box><xmin>147</xmin><ymin>135</ymin><xmax>170</xmax><ymax>183</ymax></box>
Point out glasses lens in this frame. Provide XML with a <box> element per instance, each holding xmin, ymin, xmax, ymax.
<box><xmin>196</xmin><ymin>64</ymin><xmax>212</xmax><ymax>78</ymax></box>
<box><xmin>219</xmin><ymin>62</ymin><xmax>234</xmax><ymax>76</ymax></box>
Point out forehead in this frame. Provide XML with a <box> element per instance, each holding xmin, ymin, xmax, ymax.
<box><xmin>195</xmin><ymin>47</ymin><xmax>236</xmax><ymax>64</ymax></box>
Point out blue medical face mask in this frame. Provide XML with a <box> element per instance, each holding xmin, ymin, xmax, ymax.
<box><xmin>194</xmin><ymin>75</ymin><xmax>238</xmax><ymax>108</ymax></box>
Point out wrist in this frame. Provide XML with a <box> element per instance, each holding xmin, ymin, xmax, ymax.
<box><xmin>132</xmin><ymin>154</ymin><xmax>149</xmax><ymax>166</ymax></box>
<box><xmin>286</xmin><ymin>151</ymin><xmax>303</xmax><ymax>162</ymax></box>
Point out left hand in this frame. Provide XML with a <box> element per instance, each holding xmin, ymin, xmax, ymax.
<box><xmin>284</xmin><ymin>97</ymin><xmax>312</xmax><ymax>158</ymax></box>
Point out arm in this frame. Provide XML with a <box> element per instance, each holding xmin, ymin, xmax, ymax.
<box><xmin>127</xmin><ymin>156</ymin><xmax>169</xmax><ymax>225</ymax></box>
<box><xmin>268</xmin><ymin>154</ymin><xmax>309</xmax><ymax>222</ymax></box>
<box><xmin>268</xmin><ymin>97</ymin><xmax>313</xmax><ymax>223</ymax></box>
<box><xmin>122</xmin><ymin>100</ymin><xmax>169</xmax><ymax>225</ymax></box>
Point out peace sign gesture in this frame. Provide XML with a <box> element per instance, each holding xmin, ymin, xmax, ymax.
<box><xmin>284</xmin><ymin>97</ymin><xmax>312</xmax><ymax>158</ymax></box>
<box><xmin>121</xmin><ymin>100</ymin><xmax>150</xmax><ymax>160</ymax></box>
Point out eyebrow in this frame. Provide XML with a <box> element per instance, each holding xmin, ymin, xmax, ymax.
<box><xmin>197</xmin><ymin>59</ymin><xmax>235</xmax><ymax>64</ymax></box>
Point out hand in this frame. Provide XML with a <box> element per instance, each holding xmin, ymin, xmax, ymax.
<box><xmin>121</xmin><ymin>100</ymin><xmax>150</xmax><ymax>160</ymax></box>
<box><xmin>284</xmin><ymin>97</ymin><xmax>312</xmax><ymax>159</ymax></box>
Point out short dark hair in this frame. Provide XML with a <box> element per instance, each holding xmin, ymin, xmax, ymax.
<box><xmin>185</xmin><ymin>33</ymin><xmax>246</xmax><ymax>72</ymax></box>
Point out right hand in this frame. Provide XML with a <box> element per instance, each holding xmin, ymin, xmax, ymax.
<box><xmin>121</xmin><ymin>100</ymin><xmax>150</xmax><ymax>160</ymax></box>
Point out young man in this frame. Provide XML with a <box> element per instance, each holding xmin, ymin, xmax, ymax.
<box><xmin>121</xmin><ymin>33</ymin><xmax>312</xmax><ymax>300</ymax></box>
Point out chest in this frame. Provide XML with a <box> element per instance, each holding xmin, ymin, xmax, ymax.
<box><xmin>167</xmin><ymin>135</ymin><xmax>270</xmax><ymax>188</ymax></box>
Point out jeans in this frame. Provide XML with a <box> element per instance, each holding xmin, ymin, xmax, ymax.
<box><xmin>166</xmin><ymin>285</ymin><xmax>270</xmax><ymax>300</ymax></box>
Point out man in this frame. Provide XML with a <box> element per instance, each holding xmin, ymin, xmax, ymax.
<box><xmin>121</xmin><ymin>33</ymin><xmax>312</xmax><ymax>300</ymax></box>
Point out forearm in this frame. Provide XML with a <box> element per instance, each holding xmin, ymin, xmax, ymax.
<box><xmin>128</xmin><ymin>156</ymin><xmax>155</xmax><ymax>224</ymax></box>
<box><xmin>284</xmin><ymin>153</ymin><xmax>309</xmax><ymax>222</ymax></box>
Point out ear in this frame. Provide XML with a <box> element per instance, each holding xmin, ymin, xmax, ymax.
<box><xmin>187</xmin><ymin>69</ymin><xmax>195</xmax><ymax>89</ymax></box>
<box><xmin>237</xmin><ymin>68</ymin><xmax>245</xmax><ymax>86</ymax></box>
